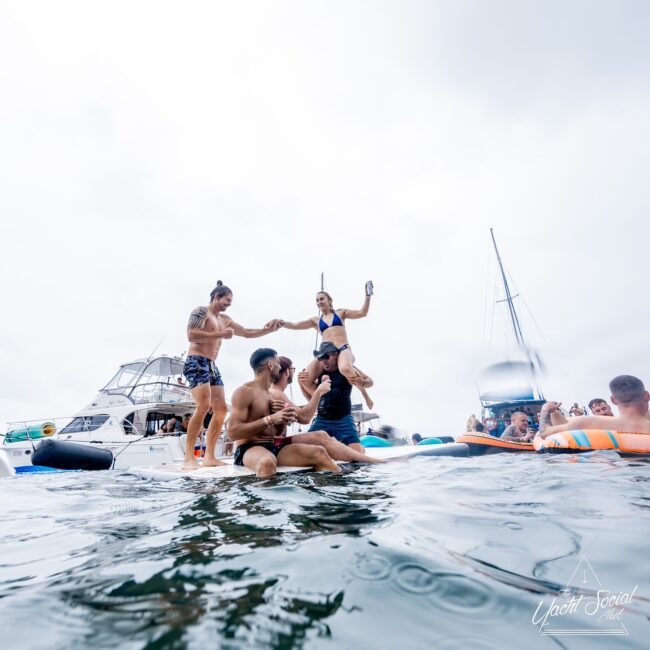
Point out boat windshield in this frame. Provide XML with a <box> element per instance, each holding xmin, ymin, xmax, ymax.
<box><xmin>60</xmin><ymin>414</ymin><xmax>110</xmax><ymax>435</ymax></box>
<box><xmin>100</xmin><ymin>357</ymin><xmax>191</xmax><ymax>404</ymax></box>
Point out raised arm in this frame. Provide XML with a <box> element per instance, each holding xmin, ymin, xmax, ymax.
<box><xmin>338</xmin><ymin>281</ymin><xmax>373</xmax><ymax>320</ymax></box>
<box><xmin>295</xmin><ymin>379</ymin><xmax>331</xmax><ymax>424</ymax></box>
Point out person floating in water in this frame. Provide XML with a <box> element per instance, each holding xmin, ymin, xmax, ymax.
<box><xmin>182</xmin><ymin>281</ymin><xmax>280</xmax><ymax>470</ymax></box>
<box><xmin>538</xmin><ymin>375</ymin><xmax>650</xmax><ymax>439</ymax></box>
<box><xmin>270</xmin><ymin>281</ymin><xmax>375</xmax><ymax>409</ymax></box>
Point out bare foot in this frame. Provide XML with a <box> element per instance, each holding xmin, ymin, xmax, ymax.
<box><xmin>202</xmin><ymin>457</ymin><xmax>228</xmax><ymax>468</ymax></box>
<box><xmin>180</xmin><ymin>459</ymin><xmax>200</xmax><ymax>471</ymax></box>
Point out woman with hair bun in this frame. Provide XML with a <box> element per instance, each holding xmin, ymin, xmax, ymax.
<box><xmin>272</xmin><ymin>282</ymin><xmax>375</xmax><ymax>409</ymax></box>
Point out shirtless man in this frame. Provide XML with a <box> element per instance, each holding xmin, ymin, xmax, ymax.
<box><xmin>588</xmin><ymin>398</ymin><xmax>614</xmax><ymax>416</ymax></box>
<box><xmin>269</xmin><ymin>356</ymin><xmax>383</xmax><ymax>463</ymax></box>
<box><xmin>501</xmin><ymin>411</ymin><xmax>535</xmax><ymax>442</ymax></box>
<box><xmin>538</xmin><ymin>375</ymin><xmax>650</xmax><ymax>439</ymax></box>
<box><xmin>228</xmin><ymin>348</ymin><xmax>341</xmax><ymax>477</ymax></box>
<box><xmin>182</xmin><ymin>281</ymin><xmax>279</xmax><ymax>470</ymax></box>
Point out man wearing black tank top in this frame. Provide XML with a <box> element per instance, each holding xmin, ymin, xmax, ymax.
<box><xmin>299</xmin><ymin>342</ymin><xmax>373</xmax><ymax>452</ymax></box>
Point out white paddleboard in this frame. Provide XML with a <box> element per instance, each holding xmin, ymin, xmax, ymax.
<box><xmin>127</xmin><ymin>443</ymin><xmax>469</xmax><ymax>481</ymax></box>
<box><xmin>128</xmin><ymin>458</ymin><xmax>310</xmax><ymax>481</ymax></box>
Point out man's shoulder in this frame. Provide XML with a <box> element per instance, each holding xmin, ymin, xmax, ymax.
<box><xmin>269</xmin><ymin>386</ymin><xmax>289</xmax><ymax>401</ymax></box>
<box><xmin>232</xmin><ymin>381</ymin><xmax>259</xmax><ymax>400</ymax></box>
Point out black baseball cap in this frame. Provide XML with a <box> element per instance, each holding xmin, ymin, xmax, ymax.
<box><xmin>313</xmin><ymin>342</ymin><xmax>338</xmax><ymax>359</ymax></box>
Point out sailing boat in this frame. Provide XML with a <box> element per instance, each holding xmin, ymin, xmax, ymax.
<box><xmin>478</xmin><ymin>229</ymin><xmax>547</xmax><ymax>437</ymax></box>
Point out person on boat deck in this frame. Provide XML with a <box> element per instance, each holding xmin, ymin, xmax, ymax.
<box><xmin>569</xmin><ymin>403</ymin><xmax>585</xmax><ymax>416</ymax></box>
<box><xmin>269</xmin><ymin>356</ymin><xmax>383</xmax><ymax>464</ymax></box>
<box><xmin>180</xmin><ymin>414</ymin><xmax>192</xmax><ymax>433</ymax></box>
<box><xmin>588</xmin><ymin>398</ymin><xmax>614</xmax><ymax>417</ymax></box>
<box><xmin>158</xmin><ymin>416</ymin><xmax>180</xmax><ymax>435</ymax></box>
<box><xmin>227</xmin><ymin>348</ymin><xmax>341</xmax><ymax>478</ymax></box>
<box><xmin>268</xmin><ymin>282</ymin><xmax>375</xmax><ymax>410</ymax></box>
<box><xmin>538</xmin><ymin>375</ymin><xmax>650</xmax><ymax>439</ymax></box>
<box><xmin>500</xmin><ymin>412</ymin><xmax>535</xmax><ymax>442</ymax></box>
<box><xmin>182</xmin><ymin>281</ymin><xmax>280</xmax><ymax>471</ymax></box>
<box><xmin>298</xmin><ymin>342</ymin><xmax>373</xmax><ymax>453</ymax></box>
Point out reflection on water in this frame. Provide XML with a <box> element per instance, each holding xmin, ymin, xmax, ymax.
<box><xmin>1</xmin><ymin>455</ymin><xmax>649</xmax><ymax>649</ymax></box>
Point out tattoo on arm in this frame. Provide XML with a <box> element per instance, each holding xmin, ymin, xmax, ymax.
<box><xmin>539</xmin><ymin>411</ymin><xmax>552</xmax><ymax>431</ymax></box>
<box><xmin>188</xmin><ymin>306</ymin><xmax>208</xmax><ymax>330</ymax></box>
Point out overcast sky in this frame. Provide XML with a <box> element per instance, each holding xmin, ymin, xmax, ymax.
<box><xmin>1</xmin><ymin>1</ymin><xmax>649</xmax><ymax>435</ymax></box>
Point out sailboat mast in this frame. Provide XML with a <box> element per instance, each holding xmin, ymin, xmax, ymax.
<box><xmin>490</xmin><ymin>228</ymin><xmax>526</xmax><ymax>350</ymax></box>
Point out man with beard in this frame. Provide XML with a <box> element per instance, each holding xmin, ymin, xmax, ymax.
<box><xmin>182</xmin><ymin>281</ymin><xmax>280</xmax><ymax>470</ymax></box>
<box><xmin>269</xmin><ymin>356</ymin><xmax>383</xmax><ymax>464</ymax></box>
<box><xmin>227</xmin><ymin>348</ymin><xmax>341</xmax><ymax>478</ymax></box>
<box><xmin>298</xmin><ymin>342</ymin><xmax>373</xmax><ymax>452</ymax></box>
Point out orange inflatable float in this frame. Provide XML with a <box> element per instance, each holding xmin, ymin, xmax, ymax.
<box><xmin>457</xmin><ymin>432</ymin><xmax>534</xmax><ymax>455</ymax></box>
<box><xmin>533</xmin><ymin>429</ymin><xmax>650</xmax><ymax>455</ymax></box>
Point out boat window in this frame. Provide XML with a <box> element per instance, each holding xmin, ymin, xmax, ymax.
<box><xmin>102</xmin><ymin>363</ymin><xmax>146</xmax><ymax>390</ymax></box>
<box><xmin>122</xmin><ymin>412</ymin><xmax>136</xmax><ymax>434</ymax></box>
<box><xmin>60</xmin><ymin>415</ymin><xmax>110</xmax><ymax>434</ymax></box>
<box><xmin>145</xmin><ymin>411</ymin><xmax>173</xmax><ymax>435</ymax></box>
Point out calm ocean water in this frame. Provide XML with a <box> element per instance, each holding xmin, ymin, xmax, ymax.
<box><xmin>1</xmin><ymin>453</ymin><xmax>649</xmax><ymax>649</ymax></box>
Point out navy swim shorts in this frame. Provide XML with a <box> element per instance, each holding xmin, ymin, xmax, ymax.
<box><xmin>183</xmin><ymin>355</ymin><xmax>224</xmax><ymax>389</ymax></box>
<box><xmin>309</xmin><ymin>414</ymin><xmax>360</xmax><ymax>446</ymax></box>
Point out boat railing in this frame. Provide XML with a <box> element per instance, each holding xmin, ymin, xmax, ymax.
<box><xmin>2</xmin><ymin>414</ymin><xmax>145</xmax><ymax>443</ymax></box>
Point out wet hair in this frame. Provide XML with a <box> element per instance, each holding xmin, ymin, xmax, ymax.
<box><xmin>317</xmin><ymin>291</ymin><xmax>334</xmax><ymax>309</ymax></box>
<box><xmin>210</xmin><ymin>280</ymin><xmax>232</xmax><ymax>302</ymax></box>
<box><xmin>588</xmin><ymin>398</ymin><xmax>608</xmax><ymax>410</ymax></box>
<box><xmin>249</xmin><ymin>348</ymin><xmax>277</xmax><ymax>372</ymax></box>
<box><xmin>609</xmin><ymin>375</ymin><xmax>646</xmax><ymax>404</ymax></box>
<box><xmin>278</xmin><ymin>356</ymin><xmax>293</xmax><ymax>373</ymax></box>
<box><xmin>412</xmin><ymin>433</ymin><xmax>423</xmax><ymax>443</ymax></box>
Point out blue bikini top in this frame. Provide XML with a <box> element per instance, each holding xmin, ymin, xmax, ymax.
<box><xmin>318</xmin><ymin>311</ymin><xmax>344</xmax><ymax>333</ymax></box>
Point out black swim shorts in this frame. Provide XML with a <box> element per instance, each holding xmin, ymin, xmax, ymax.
<box><xmin>233</xmin><ymin>437</ymin><xmax>293</xmax><ymax>466</ymax></box>
<box><xmin>183</xmin><ymin>355</ymin><xmax>224</xmax><ymax>389</ymax></box>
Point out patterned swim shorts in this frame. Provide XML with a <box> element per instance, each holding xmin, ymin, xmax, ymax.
<box><xmin>183</xmin><ymin>355</ymin><xmax>224</xmax><ymax>389</ymax></box>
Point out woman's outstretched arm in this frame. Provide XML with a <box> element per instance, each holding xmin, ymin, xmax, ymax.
<box><xmin>338</xmin><ymin>282</ymin><xmax>372</xmax><ymax>320</ymax></box>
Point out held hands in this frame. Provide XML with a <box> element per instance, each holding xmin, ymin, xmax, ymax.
<box><xmin>264</xmin><ymin>319</ymin><xmax>285</xmax><ymax>331</ymax></box>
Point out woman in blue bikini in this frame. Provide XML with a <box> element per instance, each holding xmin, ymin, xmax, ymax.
<box><xmin>274</xmin><ymin>282</ymin><xmax>375</xmax><ymax>409</ymax></box>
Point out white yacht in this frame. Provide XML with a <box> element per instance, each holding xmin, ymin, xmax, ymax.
<box><xmin>2</xmin><ymin>355</ymin><xmax>224</xmax><ymax>471</ymax></box>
